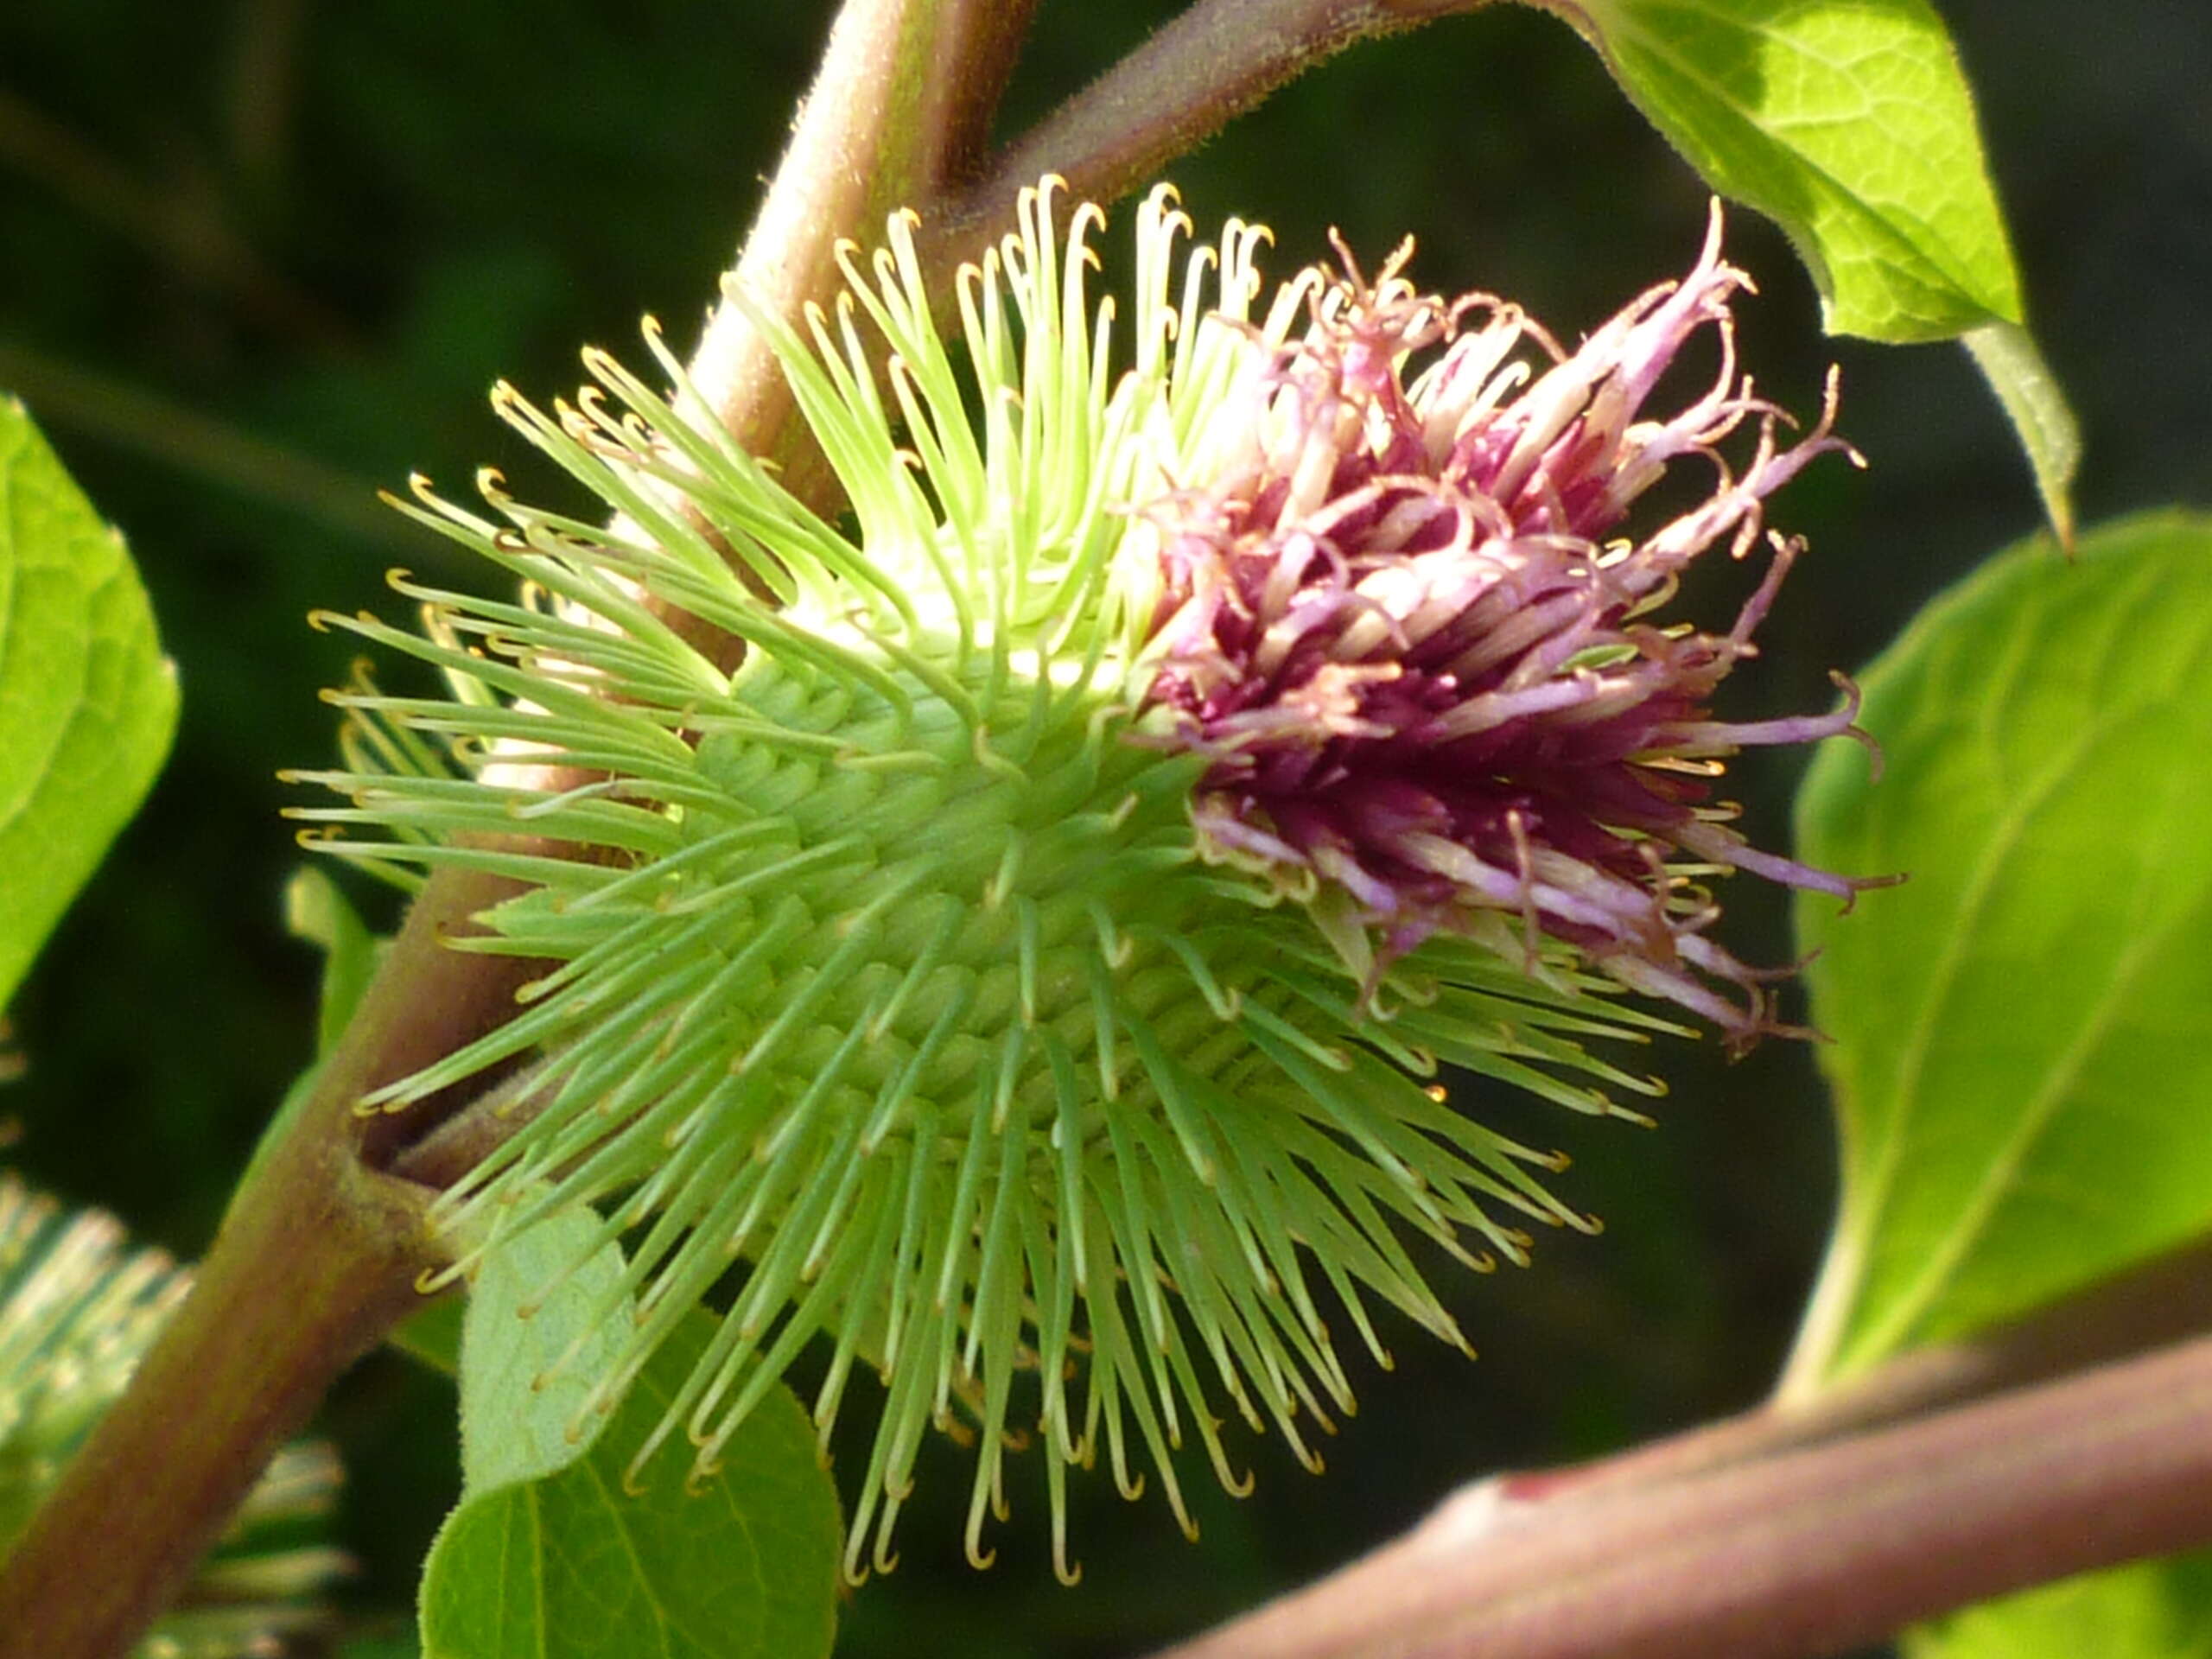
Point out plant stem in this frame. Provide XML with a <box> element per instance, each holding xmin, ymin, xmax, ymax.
<box><xmin>1151</xmin><ymin>1331</ymin><xmax>2212</xmax><ymax>1659</ymax></box>
<box><xmin>682</xmin><ymin>0</ymin><xmax>1037</xmax><ymax>511</ymax></box>
<box><xmin>919</xmin><ymin>0</ymin><xmax>1496</xmax><ymax>275</ymax></box>
<box><xmin>0</xmin><ymin>1156</ymin><xmax>417</xmax><ymax>1659</ymax></box>
<box><xmin>0</xmin><ymin>874</ymin><xmax>496</xmax><ymax>1659</ymax></box>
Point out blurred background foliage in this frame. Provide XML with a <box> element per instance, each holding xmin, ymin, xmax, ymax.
<box><xmin>0</xmin><ymin>2</ymin><xmax>2204</xmax><ymax>1653</ymax></box>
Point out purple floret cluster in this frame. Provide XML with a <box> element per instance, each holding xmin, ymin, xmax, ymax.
<box><xmin>1137</xmin><ymin>207</ymin><xmax>1890</xmax><ymax>1044</ymax></box>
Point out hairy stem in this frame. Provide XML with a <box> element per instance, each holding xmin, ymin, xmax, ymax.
<box><xmin>919</xmin><ymin>0</ymin><xmax>1495</xmax><ymax>274</ymax></box>
<box><xmin>1152</xmin><ymin>1331</ymin><xmax>2212</xmax><ymax>1659</ymax></box>
<box><xmin>0</xmin><ymin>875</ymin><xmax>491</xmax><ymax>1659</ymax></box>
<box><xmin>682</xmin><ymin>0</ymin><xmax>1037</xmax><ymax>511</ymax></box>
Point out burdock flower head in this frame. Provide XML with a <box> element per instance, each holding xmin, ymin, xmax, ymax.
<box><xmin>293</xmin><ymin>182</ymin><xmax>1882</xmax><ymax>1582</ymax></box>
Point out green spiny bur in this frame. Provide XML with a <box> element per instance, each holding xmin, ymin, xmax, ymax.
<box><xmin>294</xmin><ymin>181</ymin><xmax>1872</xmax><ymax>1580</ymax></box>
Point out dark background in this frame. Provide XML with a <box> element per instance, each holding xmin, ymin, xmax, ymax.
<box><xmin>2</xmin><ymin>2</ymin><xmax>2205</xmax><ymax>1653</ymax></box>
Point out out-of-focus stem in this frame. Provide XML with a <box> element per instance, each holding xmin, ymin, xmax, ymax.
<box><xmin>1152</xmin><ymin>1330</ymin><xmax>2212</xmax><ymax>1659</ymax></box>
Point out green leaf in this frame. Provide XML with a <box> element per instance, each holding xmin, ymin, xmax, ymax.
<box><xmin>0</xmin><ymin>398</ymin><xmax>178</xmax><ymax>1012</ymax></box>
<box><xmin>1965</xmin><ymin>322</ymin><xmax>2082</xmax><ymax>553</ymax></box>
<box><xmin>1786</xmin><ymin>511</ymin><xmax>2212</xmax><ymax>1387</ymax></box>
<box><xmin>1550</xmin><ymin>0</ymin><xmax>2021</xmax><ymax>340</ymax></box>
<box><xmin>1536</xmin><ymin>0</ymin><xmax>2077</xmax><ymax>536</ymax></box>
<box><xmin>1904</xmin><ymin>1551</ymin><xmax>2212</xmax><ymax>1659</ymax></box>
<box><xmin>240</xmin><ymin>868</ymin><xmax>387</xmax><ymax>1195</ymax></box>
<box><xmin>421</xmin><ymin>1290</ymin><xmax>842</xmax><ymax>1659</ymax></box>
<box><xmin>457</xmin><ymin>1208</ymin><xmax>638</xmax><ymax>1494</ymax></box>
<box><xmin>284</xmin><ymin>865</ymin><xmax>380</xmax><ymax>1057</ymax></box>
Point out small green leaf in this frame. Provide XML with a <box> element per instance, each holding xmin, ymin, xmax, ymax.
<box><xmin>0</xmin><ymin>398</ymin><xmax>179</xmax><ymax>1012</ymax></box>
<box><xmin>390</xmin><ymin>1295</ymin><xmax>465</xmax><ymax>1380</ymax></box>
<box><xmin>1787</xmin><ymin>511</ymin><xmax>2212</xmax><ymax>1386</ymax></box>
<box><xmin>285</xmin><ymin>865</ymin><xmax>380</xmax><ymax>1057</ymax></box>
<box><xmin>1904</xmin><ymin>1551</ymin><xmax>2212</xmax><ymax>1659</ymax></box>
<box><xmin>1550</xmin><ymin>0</ymin><xmax>2021</xmax><ymax>340</ymax></box>
<box><xmin>457</xmin><ymin>1208</ymin><xmax>637</xmax><ymax>1494</ymax></box>
<box><xmin>1964</xmin><ymin>322</ymin><xmax>2082</xmax><ymax>553</ymax></box>
<box><xmin>421</xmin><ymin>1297</ymin><xmax>842</xmax><ymax>1659</ymax></box>
<box><xmin>240</xmin><ymin>868</ymin><xmax>387</xmax><ymax>1196</ymax></box>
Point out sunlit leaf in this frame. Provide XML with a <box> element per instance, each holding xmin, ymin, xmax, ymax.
<box><xmin>418</xmin><ymin>1216</ymin><xmax>842</xmax><ymax>1659</ymax></box>
<box><xmin>455</xmin><ymin>1209</ymin><xmax>634</xmax><ymax>1494</ymax></box>
<box><xmin>0</xmin><ymin>399</ymin><xmax>178</xmax><ymax>1012</ymax></box>
<box><xmin>1539</xmin><ymin>0</ymin><xmax>2076</xmax><ymax>533</ymax></box>
<box><xmin>1550</xmin><ymin>0</ymin><xmax>2018</xmax><ymax>337</ymax></box>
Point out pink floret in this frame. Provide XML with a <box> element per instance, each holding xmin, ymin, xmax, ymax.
<box><xmin>1135</xmin><ymin>206</ymin><xmax>1893</xmax><ymax>1046</ymax></box>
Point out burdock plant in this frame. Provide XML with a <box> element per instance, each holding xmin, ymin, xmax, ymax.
<box><xmin>289</xmin><ymin>180</ymin><xmax>1878</xmax><ymax>1580</ymax></box>
<box><xmin>16</xmin><ymin>3</ymin><xmax>2208</xmax><ymax>1656</ymax></box>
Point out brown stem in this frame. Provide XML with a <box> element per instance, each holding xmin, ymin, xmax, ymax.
<box><xmin>0</xmin><ymin>874</ymin><xmax>499</xmax><ymax>1659</ymax></box>
<box><xmin>918</xmin><ymin>0</ymin><xmax>1496</xmax><ymax>275</ymax></box>
<box><xmin>0</xmin><ymin>1158</ymin><xmax>419</xmax><ymax>1659</ymax></box>
<box><xmin>387</xmin><ymin>1053</ymin><xmax>556</xmax><ymax>1192</ymax></box>
<box><xmin>1509</xmin><ymin>1230</ymin><xmax>2212</xmax><ymax>1504</ymax></box>
<box><xmin>1151</xmin><ymin>1330</ymin><xmax>2212</xmax><ymax>1659</ymax></box>
<box><xmin>908</xmin><ymin>0</ymin><xmax>1046</xmax><ymax>190</ymax></box>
